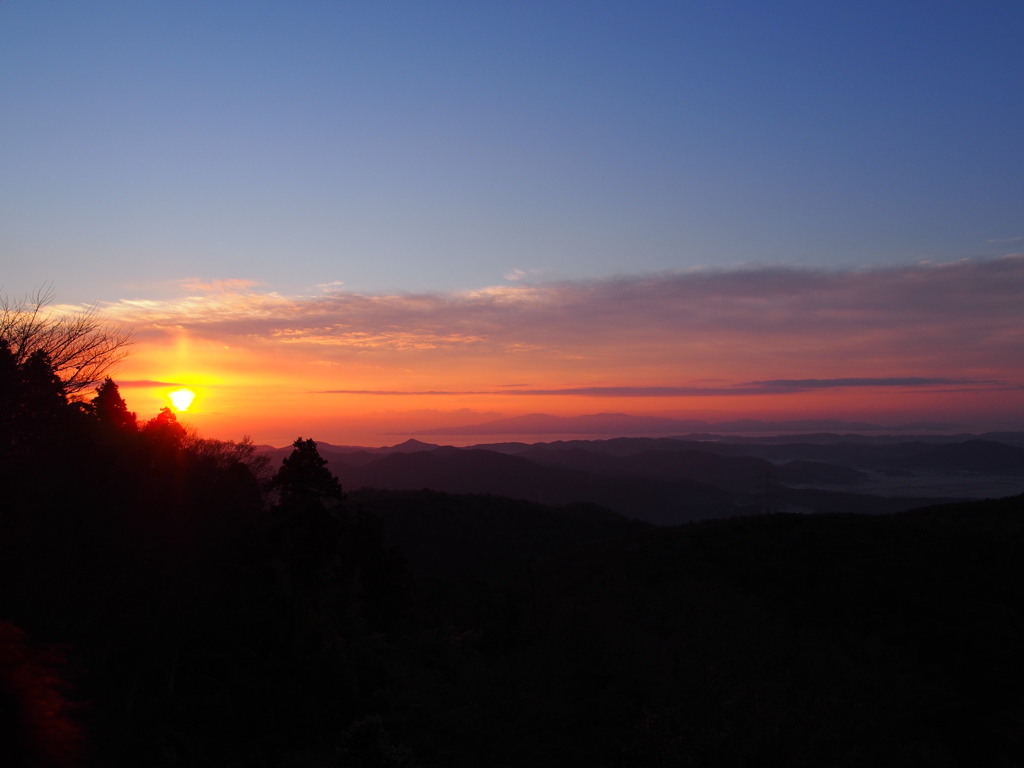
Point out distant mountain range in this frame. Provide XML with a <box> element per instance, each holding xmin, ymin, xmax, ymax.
<box><xmin>257</xmin><ymin>432</ymin><xmax>1024</xmax><ymax>524</ymax></box>
<box><xmin>381</xmin><ymin>412</ymin><xmax>963</xmax><ymax>436</ymax></box>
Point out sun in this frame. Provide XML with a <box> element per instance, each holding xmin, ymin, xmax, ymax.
<box><xmin>168</xmin><ymin>388</ymin><xmax>196</xmax><ymax>412</ymax></box>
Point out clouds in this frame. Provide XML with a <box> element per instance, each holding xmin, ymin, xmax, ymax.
<box><xmin>503</xmin><ymin>268</ymin><xmax>549</xmax><ymax>282</ymax></box>
<box><xmin>744</xmin><ymin>377</ymin><xmax>997</xmax><ymax>391</ymax></box>
<box><xmin>179</xmin><ymin>279</ymin><xmax>262</xmax><ymax>293</ymax></box>
<box><xmin>318</xmin><ymin>378</ymin><xmax>997</xmax><ymax>398</ymax></box>
<box><xmin>100</xmin><ymin>257</ymin><xmax>1023</xmax><ymax>384</ymax></box>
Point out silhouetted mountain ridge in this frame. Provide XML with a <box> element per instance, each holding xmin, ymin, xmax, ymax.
<box><xmin>393</xmin><ymin>412</ymin><xmax>961</xmax><ymax>436</ymax></box>
<box><xmin>518</xmin><ymin>445</ymin><xmax>773</xmax><ymax>492</ymax></box>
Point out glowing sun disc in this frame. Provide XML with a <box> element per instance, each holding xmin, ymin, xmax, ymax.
<box><xmin>169</xmin><ymin>389</ymin><xmax>195</xmax><ymax>412</ymax></box>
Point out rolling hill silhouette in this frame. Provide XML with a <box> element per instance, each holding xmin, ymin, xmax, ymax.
<box><xmin>517</xmin><ymin>445</ymin><xmax>772</xmax><ymax>492</ymax></box>
<box><xmin>895</xmin><ymin>439</ymin><xmax>1024</xmax><ymax>474</ymax></box>
<box><xmin>330</xmin><ymin>449</ymin><xmax>737</xmax><ymax>525</ymax></box>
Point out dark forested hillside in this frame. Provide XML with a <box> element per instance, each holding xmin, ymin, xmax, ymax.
<box><xmin>521</xmin><ymin>494</ymin><xmax>1024</xmax><ymax>767</ymax></box>
<box><xmin>3</xmin><ymin>343</ymin><xmax>1024</xmax><ymax>766</ymax></box>
<box><xmin>349</xmin><ymin>489</ymin><xmax>648</xmax><ymax>577</ymax></box>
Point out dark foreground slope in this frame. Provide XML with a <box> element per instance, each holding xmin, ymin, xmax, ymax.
<box><xmin>327</xmin><ymin>491</ymin><xmax>1024</xmax><ymax>767</ymax></box>
<box><xmin>7</xmin><ymin>462</ymin><xmax>1024</xmax><ymax>766</ymax></box>
<box><xmin>349</xmin><ymin>488</ymin><xmax>648</xmax><ymax>577</ymax></box>
<box><xmin>513</xmin><ymin>494</ymin><xmax>1024</xmax><ymax>767</ymax></box>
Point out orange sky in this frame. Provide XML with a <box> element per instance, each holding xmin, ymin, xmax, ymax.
<box><xmin>84</xmin><ymin>258</ymin><xmax>1024</xmax><ymax>447</ymax></box>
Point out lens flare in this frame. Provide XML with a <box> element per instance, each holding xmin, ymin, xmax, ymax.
<box><xmin>169</xmin><ymin>389</ymin><xmax>195</xmax><ymax>412</ymax></box>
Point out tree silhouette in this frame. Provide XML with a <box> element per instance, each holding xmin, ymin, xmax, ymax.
<box><xmin>273</xmin><ymin>437</ymin><xmax>344</xmax><ymax>507</ymax></box>
<box><xmin>0</xmin><ymin>342</ymin><xmax>18</xmax><ymax>445</ymax></box>
<box><xmin>18</xmin><ymin>350</ymin><xmax>68</xmax><ymax>419</ymax></box>
<box><xmin>142</xmin><ymin>406</ymin><xmax>186</xmax><ymax>448</ymax></box>
<box><xmin>91</xmin><ymin>377</ymin><xmax>137</xmax><ymax>432</ymax></box>
<box><xmin>0</xmin><ymin>345</ymin><xmax>76</xmax><ymax>456</ymax></box>
<box><xmin>0</xmin><ymin>286</ymin><xmax>133</xmax><ymax>395</ymax></box>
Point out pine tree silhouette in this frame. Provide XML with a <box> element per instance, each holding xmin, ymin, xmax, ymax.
<box><xmin>142</xmin><ymin>407</ymin><xmax>186</xmax><ymax>447</ymax></box>
<box><xmin>91</xmin><ymin>377</ymin><xmax>137</xmax><ymax>432</ymax></box>
<box><xmin>273</xmin><ymin>437</ymin><xmax>344</xmax><ymax>507</ymax></box>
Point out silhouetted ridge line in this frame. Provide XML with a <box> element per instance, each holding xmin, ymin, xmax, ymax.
<box><xmin>386</xmin><ymin>412</ymin><xmax>964</xmax><ymax>436</ymax></box>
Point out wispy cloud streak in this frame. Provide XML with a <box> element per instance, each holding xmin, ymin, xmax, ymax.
<box><xmin>318</xmin><ymin>377</ymin><xmax>994</xmax><ymax>397</ymax></box>
<box><xmin>745</xmin><ymin>377</ymin><xmax>997</xmax><ymax>390</ymax></box>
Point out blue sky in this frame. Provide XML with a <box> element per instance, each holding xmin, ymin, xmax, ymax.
<box><xmin>3</xmin><ymin>1</ymin><xmax>1022</xmax><ymax>303</ymax></box>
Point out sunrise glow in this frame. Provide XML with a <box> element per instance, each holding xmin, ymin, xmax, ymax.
<box><xmin>168</xmin><ymin>388</ymin><xmax>196</xmax><ymax>412</ymax></box>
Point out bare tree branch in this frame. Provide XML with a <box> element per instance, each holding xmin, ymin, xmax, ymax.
<box><xmin>0</xmin><ymin>285</ymin><xmax>135</xmax><ymax>395</ymax></box>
